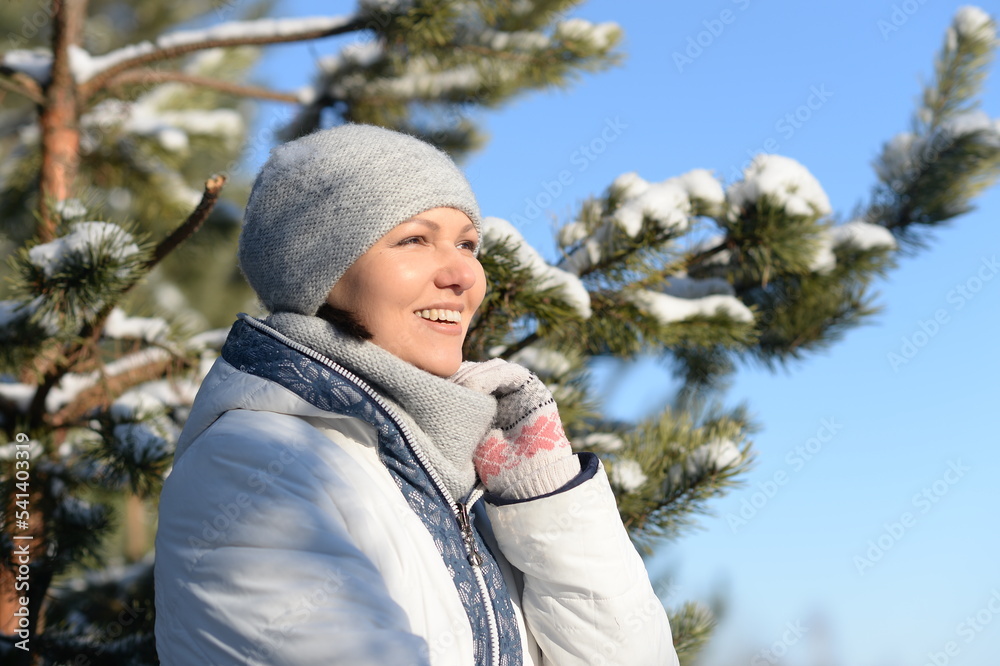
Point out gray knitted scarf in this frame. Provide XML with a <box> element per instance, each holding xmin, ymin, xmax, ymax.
<box><xmin>265</xmin><ymin>312</ymin><xmax>496</xmax><ymax>503</ymax></box>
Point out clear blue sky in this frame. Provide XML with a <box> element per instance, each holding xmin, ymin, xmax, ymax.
<box><xmin>245</xmin><ymin>2</ymin><xmax>1000</xmax><ymax>664</ymax></box>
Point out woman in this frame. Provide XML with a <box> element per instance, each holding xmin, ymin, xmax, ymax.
<box><xmin>154</xmin><ymin>124</ymin><xmax>678</xmax><ymax>665</ymax></box>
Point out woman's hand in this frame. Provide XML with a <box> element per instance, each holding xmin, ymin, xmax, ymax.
<box><xmin>451</xmin><ymin>359</ymin><xmax>579</xmax><ymax>499</ymax></box>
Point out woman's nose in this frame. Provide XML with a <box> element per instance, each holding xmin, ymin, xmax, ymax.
<box><xmin>434</xmin><ymin>248</ymin><xmax>479</xmax><ymax>293</ymax></box>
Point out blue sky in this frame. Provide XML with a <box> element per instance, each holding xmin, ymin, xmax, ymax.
<box><xmin>246</xmin><ymin>1</ymin><xmax>1000</xmax><ymax>664</ymax></box>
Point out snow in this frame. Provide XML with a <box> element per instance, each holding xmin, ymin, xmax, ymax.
<box><xmin>483</xmin><ymin>217</ymin><xmax>593</xmax><ymax>319</ymax></box>
<box><xmin>726</xmin><ymin>154</ymin><xmax>832</xmax><ymax>219</ymax></box>
<box><xmin>46</xmin><ymin>372</ymin><xmax>100</xmax><ymax>414</ymax></box>
<box><xmin>1</xmin><ymin>49</ymin><xmax>52</xmax><ymax>82</ymax></box>
<box><xmin>0</xmin><ymin>437</ymin><xmax>43</xmax><ymax>460</ymax></box>
<box><xmin>875</xmin><ymin>132</ymin><xmax>923</xmax><ymax>185</ymax></box>
<box><xmin>628</xmin><ymin>289</ymin><xmax>754</xmax><ymax>324</ymax></box>
<box><xmin>610</xmin><ymin>458</ymin><xmax>648</xmax><ymax>492</ymax></box>
<box><xmin>509</xmin><ymin>346</ymin><xmax>572</xmax><ymax>376</ymax></box>
<box><xmin>678</xmin><ymin>169</ymin><xmax>726</xmax><ymax>217</ymax></box>
<box><xmin>479</xmin><ymin>28</ymin><xmax>551</xmax><ymax>52</ymax></box>
<box><xmin>104</xmin><ymin>308</ymin><xmax>169</xmax><ymax>343</ymax></box>
<box><xmin>44</xmin><ymin>348</ymin><xmax>172</xmax><ymax>414</ymax></box>
<box><xmin>612</xmin><ymin>174</ymin><xmax>686</xmax><ymax>236</ymax></box>
<box><xmin>129</xmin><ymin>378</ymin><xmax>200</xmax><ymax>410</ymax></box>
<box><xmin>0</xmin><ymin>382</ymin><xmax>35</xmax><ymax>413</ymax></box>
<box><xmin>85</xmin><ymin>99</ymin><xmax>245</xmax><ymax>153</ymax></box>
<box><xmin>688</xmin><ymin>234</ymin><xmax>731</xmax><ymax>266</ymax></box>
<box><xmin>557</xmin><ymin>221</ymin><xmax>589</xmax><ymax>247</ymax></box>
<box><xmin>953</xmin><ymin>6</ymin><xmax>995</xmax><ymax>40</ymax></box>
<box><xmin>317</xmin><ymin>40</ymin><xmax>384</xmax><ymax>73</ymax></box>
<box><xmin>612</xmin><ymin>171</ymin><xmax>649</xmax><ymax>198</ymax></box>
<box><xmin>110</xmin><ymin>390</ymin><xmax>163</xmax><ymax>421</ymax></box>
<box><xmin>810</xmin><ymin>220</ymin><xmax>898</xmax><ymax>273</ymax></box>
<box><xmin>809</xmin><ymin>235</ymin><xmax>838</xmax><ymax>274</ymax></box>
<box><xmin>831</xmin><ymin>220</ymin><xmax>897</xmax><ymax>252</ymax></box>
<box><xmin>71</xmin><ymin>15</ymin><xmax>357</xmax><ymax>83</ymax></box>
<box><xmin>940</xmin><ymin>110</ymin><xmax>1000</xmax><ymax>146</ymax></box>
<box><xmin>612</xmin><ymin>169</ymin><xmax>724</xmax><ymax>237</ymax></box>
<box><xmin>573</xmin><ymin>432</ymin><xmax>624</xmax><ymax>452</ymax></box>
<box><xmin>187</xmin><ymin>327</ymin><xmax>230</xmax><ymax>350</ymax></box>
<box><xmin>667</xmin><ymin>438</ymin><xmax>742</xmax><ymax>487</ymax></box>
<box><xmin>694</xmin><ymin>438</ymin><xmax>743</xmax><ymax>469</ymax></box>
<box><xmin>878</xmin><ymin>111</ymin><xmax>999</xmax><ymax>186</ymax></box>
<box><xmin>55</xmin><ymin>198</ymin><xmax>88</xmax><ymax>221</ymax></box>
<box><xmin>113</xmin><ymin>422</ymin><xmax>169</xmax><ymax>463</ymax></box>
<box><xmin>56</xmin><ymin>495</ymin><xmax>104</xmax><ymax>526</ymax></box>
<box><xmin>560</xmin><ymin>237</ymin><xmax>604</xmax><ymax>275</ymax></box>
<box><xmin>372</xmin><ymin>63</ymin><xmax>481</xmax><ymax>99</ymax></box>
<box><xmin>555</xmin><ymin>19</ymin><xmax>621</xmax><ymax>50</ymax></box>
<box><xmin>27</xmin><ymin>222</ymin><xmax>140</xmax><ymax>278</ymax></box>
<box><xmin>103</xmin><ymin>347</ymin><xmax>172</xmax><ymax>377</ymax></box>
<box><xmin>661</xmin><ymin>274</ymin><xmax>735</xmax><ymax>299</ymax></box>
<box><xmin>1</xmin><ymin>297</ymin><xmax>61</xmax><ymax>336</ymax></box>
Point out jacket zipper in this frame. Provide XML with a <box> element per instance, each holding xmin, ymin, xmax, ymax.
<box><xmin>240</xmin><ymin>315</ymin><xmax>503</xmax><ymax>666</ymax></box>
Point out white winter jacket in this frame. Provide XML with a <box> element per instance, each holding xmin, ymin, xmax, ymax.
<box><xmin>154</xmin><ymin>322</ymin><xmax>678</xmax><ymax>666</ymax></box>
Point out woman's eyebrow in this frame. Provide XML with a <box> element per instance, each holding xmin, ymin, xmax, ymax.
<box><xmin>406</xmin><ymin>218</ymin><xmax>477</xmax><ymax>234</ymax></box>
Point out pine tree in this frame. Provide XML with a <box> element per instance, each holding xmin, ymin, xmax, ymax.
<box><xmin>0</xmin><ymin>2</ymin><xmax>997</xmax><ymax>665</ymax></box>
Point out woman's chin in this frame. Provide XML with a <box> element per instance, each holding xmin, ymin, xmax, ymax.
<box><xmin>404</xmin><ymin>349</ymin><xmax>463</xmax><ymax>378</ymax></box>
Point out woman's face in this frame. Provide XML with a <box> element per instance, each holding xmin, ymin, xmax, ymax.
<box><xmin>326</xmin><ymin>207</ymin><xmax>487</xmax><ymax>377</ymax></box>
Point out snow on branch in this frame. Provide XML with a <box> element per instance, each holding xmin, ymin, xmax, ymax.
<box><xmin>876</xmin><ymin>111</ymin><xmax>1000</xmax><ymax>189</ymax></box>
<box><xmin>483</xmin><ymin>216</ymin><xmax>593</xmax><ymax>319</ymax></box>
<box><xmin>28</xmin><ymin>222</ymin><xmax>140</xmax><ymax>278</ymax></box>
<box><xmin>952</xmin><ymin>6</ymin><xmax>995</xmax><ymax>42</ymax></box>
<box><xmin>661</xmin><ymin>274</ymin><xmax>735</xmax><ymax>299</ymax></box>
<box><xmin>628</xmin><ymin>289</ymin><xmax>754</xmax><ymax>325</ymax></box>
<box><xmin>572</xmin><ymin>432</ymin><xmax>624</xmax><ymax>452</ymax></box>
<box><xmin>508</xmin><ymin>345</ymin><xmax>573</xmax><ymax>377</ymax></box>
<box><xmin>613</xmin><ymin>169</ymin><xmax>725</xmax><ymax>237</ymax></box>
<box><xmin>610</xmin><ymin>458</ymin><xmax>648</xmax><ymax>493</ymax></box>
<box><xmin>1</xmin><ymin>50</ymin><xmax>52</xmax><ymax>83</ymax></box>
<box><xmin>554</xmin><ymin>18</ymin><xmax>622</xmax><ymax>51</ymax></box>
<box><xmin>104</xmin><ymin>308</ymin><xmax>169</xmax><ymax>343</ymax></box>
<box><xmin>726</xmin><ymin>154</ymin><xmax>831</xmax><ymax>220</ymax></box>
<box><xmin>77</xmin><ymin>14</ymin><xmax>363</xmax><ymax>97</ymax></box>
<box><xmin>560</xmin><ymin>169</ymin><xmax>724</xmax><ymax>276</ymax></box>
<box><xmin>83</xmin><ymin>98</ymin><xmax>244</xmax><ymax>155</ymax></box>
<box><xmin>666</xmin><ymin>438</ymin><xmax>742</xmax><ymax>490</ymax></box>
<box><xmin>809</xmin><ymin>220</ymin><xmax>898</xmax><ymax>273</ymax></box>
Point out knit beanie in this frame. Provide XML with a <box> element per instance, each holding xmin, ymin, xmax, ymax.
<box><xmin>238</xmin><ymin>124</ymin><xmax>482</xmax><ymax>315</ymax></box>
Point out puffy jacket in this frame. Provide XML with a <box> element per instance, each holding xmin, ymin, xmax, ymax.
<box><xmin>154</xmin><ymin>317</ymin><xmax>678</xmax><ymax>665</ymax></box>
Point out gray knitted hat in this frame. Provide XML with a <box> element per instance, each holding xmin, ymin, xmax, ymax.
<box><xmin>238</xmin><ymin>123</ymin><xmax>482</xmax><ymax>315</ymax></box>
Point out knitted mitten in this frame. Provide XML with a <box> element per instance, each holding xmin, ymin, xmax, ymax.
<box><xmin>451</xmin><ymin>359</ymin><xmax>579</xmax><ymax>500</ymax></box>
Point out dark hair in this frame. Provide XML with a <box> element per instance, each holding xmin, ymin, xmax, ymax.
<box><xmin>315</xmin><ymin>302</ymin><xmax>373</xmax><ymax>340</ymax></box>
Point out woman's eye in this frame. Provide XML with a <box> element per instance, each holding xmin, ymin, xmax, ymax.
<box><xmin>398</xmin><ymin>236</ymin><xmax>424</xmax><ymax>246</ymax></box>
<box><xmin>458</xmin><ymin>240</ymin><xmax>478</xmax><ymax>251</ymax></box>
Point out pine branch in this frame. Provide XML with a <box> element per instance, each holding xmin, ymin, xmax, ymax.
<box><xmin>26</xmin><ymin>176</ymin><xmax>226</xmax><ymax>429</ymax></box>
<box><xmin>145</xmin><ymin>174</ymin><xmax>226</xmax><ymax>269</ymax></box>
<box><xmin>102</xmin><ymin>70</ymin><xmax>300</xmax><ymax>104</ymax></box>
<box><xmin>79</xmin><ymin>15</ymin><xmax>368</xmax><ymax>102</ymax></box>
<box><xmin>668</xmin><ymin>602</ymin><xmax>717</xmax><ymax>665</ymax></box>
<box><xmin>0</xmin><ymin>67</ymin><xmax>45</xmax><ymax>104</ymax></box>
<box><xmin>922</xmin><ymin>11</ymin><xmax>996</xmax><ymax>131</ymax></box>
<box><xmin>48</xmin><ymin>352</ymin><xmax>180</xmax><ymax>429</ymax></box>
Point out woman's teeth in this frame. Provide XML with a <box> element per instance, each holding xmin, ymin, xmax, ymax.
<box><xmin>417</xmin><ymin>309</ymin><xmax>461</xmax><ymax>323</ymax></box>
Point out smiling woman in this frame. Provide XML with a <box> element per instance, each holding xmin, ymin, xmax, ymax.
<box><xmin>325</xmin><ymin>208</ymin><xmax>487</xmax><ymax>377</ymax></box>
<box><xmin>152</xmin><ymin>123</ymin><xmax>678</xmax><ymax>666</ymax></box>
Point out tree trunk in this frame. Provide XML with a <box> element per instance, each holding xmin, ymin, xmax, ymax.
<box><xmin>37</xmin><ymin>0</ymin><xmax>88</xmax><ymax>241</ymax></box>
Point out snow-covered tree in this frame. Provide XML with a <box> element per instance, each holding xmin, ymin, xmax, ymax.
<box><xmin>0</xmin><ymin>1</ymin><xmax>998</xmax><ymax>664</ymax></box>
